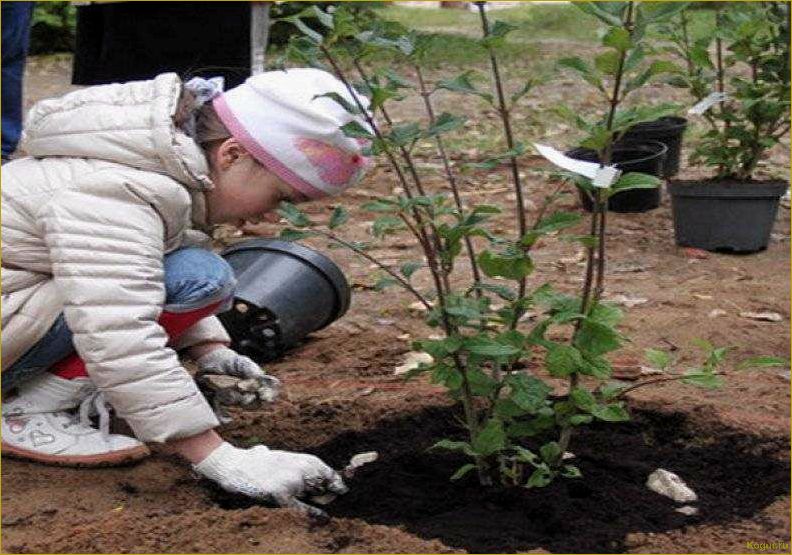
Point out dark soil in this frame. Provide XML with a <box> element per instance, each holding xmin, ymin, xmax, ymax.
<box><xmin>280</xmin><ymin>404</ymin><xmax>789</xmax><ymax>553</ymax></box>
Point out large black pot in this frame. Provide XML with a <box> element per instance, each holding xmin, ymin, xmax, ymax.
<box><xmin>218</xmin><ymin>239</ymin><xmax>351</xmax><ymax>362</ymax></box>
<box><xmin>617</xmin><ymin>116</ymin><xmax>688</xmax><ymax>178</ymax></box>
<box><xmin>667</xmin><ymin>179</ymin><xmax>787</xmax><ymax>253</ymax></box>
<box><xmin>567</xmin><ymin>140</ymin><xmax>668</xmax><ymax>213</ymax></box>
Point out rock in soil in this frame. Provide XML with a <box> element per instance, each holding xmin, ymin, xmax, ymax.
<box><xmin>646</xmin><ymin>469</ymin><xmax>698</xmax><ymax>503</ymax></box>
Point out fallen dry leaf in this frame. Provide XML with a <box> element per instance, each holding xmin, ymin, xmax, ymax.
<box><xmin>683</xmin><ymin>247</ymin><xmax>710</xmax><ymax>260</ymax></box>
<box><xmin>739</xmin><ymin>311</ymin><xmax>783</xmax><ymax>322</ymax></box>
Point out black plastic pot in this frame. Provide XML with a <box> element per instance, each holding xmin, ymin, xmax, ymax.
<box><xmin>617</xmin><ymin>116</ymin><xmax>688</xmax><ymax>178</ymax></box>
<box><xmin>667</xmin><ymin>179</ymin><xmax>787</xmax><ymax>253</ymax></box>
<box><xmin>567</xmin><ymin>140</ymin><xmax>668</xmax><ymax>213</ymax></box>
<box><xmin>218</xmin><ymin>239</ymin><xmax>351</xmax><ymax>362</ymax></box>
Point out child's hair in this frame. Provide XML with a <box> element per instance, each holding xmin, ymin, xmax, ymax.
<box><xmin>174</xmin><ymin>88</ymin><xmax>232</xmax><ymax>147</ymax></box>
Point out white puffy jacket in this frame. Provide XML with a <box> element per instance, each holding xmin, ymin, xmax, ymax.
<box><xmin>1</xmin><ymin>73</ymin><xmax>228</xmax><ymax>442</ymax></box>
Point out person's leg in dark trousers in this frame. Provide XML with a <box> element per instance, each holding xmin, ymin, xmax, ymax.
<box><xmin>2</xmin><ymin>2</ymin><xmax>34</xmax><ymax>160</ymax></box>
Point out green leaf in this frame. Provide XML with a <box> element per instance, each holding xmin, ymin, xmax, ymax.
<box><xmin>645</xmin><ymin>348</ymin><xmax>672</xmax><ymax>370</ymax></box>
<box><xmin>558</xmin><ymin>56</ymin><xmax>604</xmax><ymax>90</ymax></box>
<box><xmin>283</xmin><ymin>15</ymin><xmax>323</xmax><ymax>44</ymax></box>
<box><xmin>580</xmin><ymin>354</ymin><xmax>613</xmax><ymax>379</ymax></box>
<box><xmin>588</xmin><ymin>302</ymin><xmax>623</xmax><ymax>327</ymax></box>
<box><xmin>590</xmin><ymin>402</ymin><xmax>630</xmax><ymax>422</ymax></box>
<box><xmin>415</xmin><ymin>336</ymin><xmax>463</xmax><ymax>358</ymax></box>
<box><xmin>426</xmin><ymin>112</ymin><xmax>467</xmax><ymax>137</ymax></box>
<box><xmin>431</xmin><ymin>439</ymin><xmax>475</xmax><ymax>457</ymax></box>
<box><xmin>507</xmin><ymin>374</ymin><xmax>552</xmax><ymax>413</ymax></box>
<box><xmin>575</xmin><ymin>320</ymin><xmax>622</xmax><ymax>356</ymax></box>
<box><xmin>313</xmin><ymin>92</ymin><xmax>362</xmax><ymax>115</ymax></box>
<box><xmin>467</xmin><ymin>367</ymin><xmax>498</xmax><ymax>396</ymax></box>
<box><xmin>472</xmin><ymin>418</ymin><xmax>506</xmax><ymax>456</ymax></box>
<box><xmin>737</xmin><ymin>356</ymin><xmax>788</xmax><ymax>370</ymax></box>
<box><xmin>388</xmin><ymin>122</ymin><xmax>422</xmax><ymax>147</ymax></box>
<box><xmin>450</xmin><ymin>463</ymin><xmax>476</xmax><ymax>481</ymax></box>
<box><xmin>599</xmin><ymin>381</ymin><xmax>628</xmax><ymax>400</ymax></box>
<box><xmin>533</xmin><ymin>211</ymin><xmax>582</xmax><ymax>235</ymax></box>
<box><xmin>340</xmin><ymin>120</ymin><xmax>374</xmax><ymax>140</ymax></box>
<box><xmin>478</xmin><ymin>250</ymin><xmax>533</xmax><ymax>280</ymax></box>
<box><xmin>464</xmin><ymin>336</ymin><xmax>521</xmax><ymax>357</ymax></box>
<box><xmin>573</xmin><ymin>2</ymin><xmax>623</xmax><ymax>26</ymax></box>
<box><xmin>561</xmin><ymin>465</ymin><xmax>582</xmax><ymax>478</ymax></box>
<box><xmin>436</xmin><ymin>71</ymin><xmax>494</xmax><ymax>104</ymax></box>
<box><xmin>328</xmin><ymin>206</ymin><xmax>348</xmax><ymax>229</ymax></box>
<box><xmin>372</xmin><ymin>216</ymin><xmax>406</xmax><ymax>238</ymax></box>
<box><xmin>546</xmin><ymin>344</ymin><xmax>585</xmax><ymax>377</ymax></box>
<box><xmin>481</xmin><ymin>20</ymin><xmax>518</xmax><ymax>50</ymax></box>
<box><xmin>570</xmin><ymin>387</ymin><xmax>597</xmax><ymax>412</ymax></box>
<box><xmin>374</xmin><ymin>276</ymin><xmax>398</xmax><ymax>291</ymax></box>
<box><xmin>690</xmin><ymin>45</ymin><xmax>714</xmax><ymax>69</ymax></box>
<box><xmin>309</xmin><ymin>5</ymin><xmax>334</xmax><ymax>29</ymax></box>
<box><xmin>279</xmin><ymin>228</ymin><xmax>317</xmax><ymax>241</ymax></box>
<box><xmin>594</xmin><ymin>51</ymin><xmax>622</xmax><ymax>76</ymax></box>
<box><xmin>611</xmin><ymin>172</ymin><xmax>661</xmax><ymax>194</ymax></box>
<box><xmin>525</xmin><ymin>466</ymin><xmax>554</xmax><ymax>488</ymax></box>
<box><xmin>277</xmin><ymin>201</ymin><xmax>312</xmax><ymax>227</ymax></box>
<box><xmin>361</xmin><ymin>199</ymin><xmax>399</xmax><ymax>213</ymax></box>
<box><xmin>540</xmin><ymin>441</ymin><xmax>562</xmax><ymax>465</ymax></box>
<box><xmin>682</xmin><ymin>370</ymin><xmax>724</xmax><ymax>389</ymax></box>
<box><xmin>510</xmin><ymin>80</ymin><xmax>536</xmax><ymax>105</ymax></box>
<box><xmin>400</xmin><ymin>261</ymin><xmax>423</xmax><ymax>279</ymax></box>
<box><xmin>430</xmin><ymin>363</ymin><xmax>464</xmax><ymax>390</ymax></box>
<box><xmin>603</xmin><ymin>27</ymin><xmax>631</xmax><ymax>52</ymax></box>
<box><xmin>641</xmin><ymin>2</ymin><xmax>691</xmax><ymax>24</ymax></box>
<box><xmin>569</xmin><ymin>414</ymin><xmax>594</xmax><ymax>426</ymax></box>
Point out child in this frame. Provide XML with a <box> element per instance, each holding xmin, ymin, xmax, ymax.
<box><xmin>1</xmin><ymin>68</ymin><xmax>371</xmax><ymax>517</ymax></box>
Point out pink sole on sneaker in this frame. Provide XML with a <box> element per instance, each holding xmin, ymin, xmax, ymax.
<box><xmin>1</xmin><ymin>441</ymin><xmax>150</xmax><ymax>467</ymax></box>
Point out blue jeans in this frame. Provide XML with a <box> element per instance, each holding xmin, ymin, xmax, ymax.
<box><xmin>1</xmin><ymin>248</ymin><xmax>236</xmax><ymax>392</ymax></box>
<box><xmin>1</xmin><ymin>2</ymin><xmax>33</xmax><ymax>158</ymax></box>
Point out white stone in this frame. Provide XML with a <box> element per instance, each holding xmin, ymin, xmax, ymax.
<box><xmin>708</xmin><ymin>309</ymin><xmax>728</xmax><ymax>318</ymax></box>
<box><xmin>675</xmin><ymin>505</ymin><xmax>699</xmax><ymax>516</ymax></box>
<box><xmin>646</xmin><ymin>469</ymin><xmax>698</xmax><ymax>503</ymax></box>
<box><xmin>394</xmin><ymin>352</ymin><xmax>434</xmax><ymax>375</ymax></box>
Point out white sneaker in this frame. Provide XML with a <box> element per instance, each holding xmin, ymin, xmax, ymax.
<box><xmin>1</xmin><ymin>373</ymin><xmax>149</xmax><ymax>466</ymax></box>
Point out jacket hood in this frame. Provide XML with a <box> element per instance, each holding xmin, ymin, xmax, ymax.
<box><xmin>20</xmin><ymin>73</ymin><xmax>214</xmax><ymax>193</ymax></box>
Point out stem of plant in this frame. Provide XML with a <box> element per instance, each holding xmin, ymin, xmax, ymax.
<box><xmin>320</xmin><ymin>46</ymin><xmax>448</xmax><ymax>304</ymax></box>
<box><xmin>348</xmin><ymin>56</ymin><xmax>451</xmax><ymax>295</ymax></box>
<box><xmin>615</xmin><ymin>373</ymin><xmax>724</xmax><ymax>399</ymax></box>
<box><xmin>475</xmin><ymin>1</ymin><xmax>530</xmax><ymax>313</ymax></box>
<box><xmin>715</xmin><ymin>8</ymin><xmax>729</xmax><ymax>176</ymax></box>
<box><xmin>317</xmin><ymin>229</ymin><xmax>432</xmax><ymax>311</ymax></box>
<box><xmin>342</xmin><ymin>52</ymin><xmax>485</xmax><ymax>482</ymax></box>
<box><xmin>560</xmin><ymin>1</ymin><xmax>635</xmax><ymax>461</ymax></box>
<box><xmin>414</xmin><ymin>64</ymin><xmax>484</xmax><ymax>293</ymax></box>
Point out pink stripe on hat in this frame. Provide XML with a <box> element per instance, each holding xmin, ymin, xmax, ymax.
<box><xmin>213</xmin><ymin>94</ymin><xmax>327</xmax><ymax>200</ymax></box>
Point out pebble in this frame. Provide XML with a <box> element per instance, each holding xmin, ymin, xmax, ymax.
<box><xmin>646</xmin><ymin>469</ymin><xmax>698</xmax><ymax>503</ymax></box>
<box><xmin>675</xmin><ymin>505</ymin><xmax>699</xmax><ymax>516</ymax></box>
<box><xmin>708</xmin><ymin>309</ymin><xmax>728</xmax><ymax>318</ymax></box>
<box><xmin>394</xmin><ymin>352</ymin><xmax>434</xmax><ymax>375</ymax></box>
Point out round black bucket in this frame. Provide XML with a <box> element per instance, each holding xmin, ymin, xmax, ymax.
<box><xmin>218</xmin><ymin>239</ymin><xmax>351</xmax><ymax>362</ymax></box>
<box><xmin>618</xmin><ymin>116</ymin><xmax>687</xmax><ymax>178</ymax></box>
<box><xmin>567</xmin><ymin>140</ymin><xmax>668</xmax><ymax>213</ymax></box>
<box><xmin>667</xmin><ymin>179</ymin><xmax>787</xmax><ymax>253</ymax></box>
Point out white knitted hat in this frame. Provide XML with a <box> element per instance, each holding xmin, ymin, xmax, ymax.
<box><xmin>213</xmin><ymin>68</ymin><xmax>373</xmax><ymax>199</ymax></box>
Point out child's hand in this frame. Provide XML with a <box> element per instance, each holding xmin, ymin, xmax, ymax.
<box><xmin>194</xmin><ymin>347</ymin><xmax>282</xmax><ymax>420</ymax></box>
<box><xmin>192</xmin><ymin>442</ymin><xmax>347</xmax><ymax>522</ymax></box>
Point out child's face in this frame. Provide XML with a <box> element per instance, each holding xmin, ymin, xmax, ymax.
<box><xmin>204</xmin><ymin>138</ymin><xmax>308</xmax><ymax>226</ymax></box>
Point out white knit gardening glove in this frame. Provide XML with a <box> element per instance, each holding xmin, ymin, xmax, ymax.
<box><xmin>193</xmin><ymin>442</ymin><xmax>347</xmax><ymax>521</ymax></box>
<box><xmin>195</xmin><ymin>347</ymin><xmax>282</xmax><ymax>406</ymax></box>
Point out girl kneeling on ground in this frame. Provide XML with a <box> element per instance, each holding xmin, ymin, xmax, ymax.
<box><xmin>1</xmin><ymin>68</ymin><xmax>372</xmax><ymax>517</ymax></box>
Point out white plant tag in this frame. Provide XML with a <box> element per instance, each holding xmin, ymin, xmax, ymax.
<box><xmin>593</xmin><ymin>166</ymin><xmax>622</xmax><ymax>189</ymax></box>
<box><xmin>534</xmin><ymin>143</ymin><xmax>621</xmax><ymax>188</ymax></box>
<box><xmin>688</xmin><ymin>92</ymin><xmax>728</xmax><ymax>115</ymax></box>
